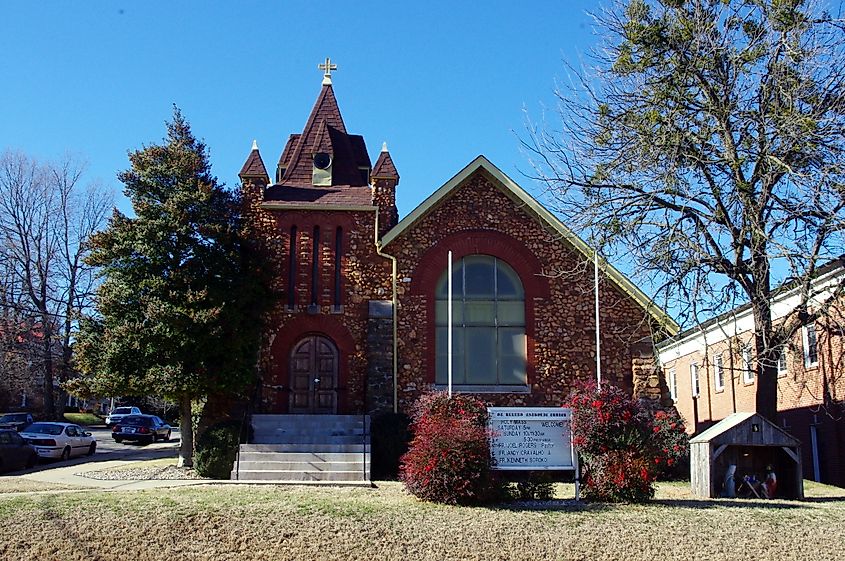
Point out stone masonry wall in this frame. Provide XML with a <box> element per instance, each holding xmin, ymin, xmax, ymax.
<box><xmin>242</xmin><ymin>179</ymin><xmax>393</xmax><ymax>414</ymax></box>
<box><xmin>385</xmin><ymin>169</ymin><xmax>662</xmax><ymax>412</ymax></box>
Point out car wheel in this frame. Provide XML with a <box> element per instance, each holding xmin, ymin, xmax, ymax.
<box><xmin>114</xmin><ymin>437</ymin><xmax>123</xmax><ymax>443</ymax></box>
<box><xmin>163</xmin><ymin>430</ymin><xmax>171</xmax><ymax>442</ymax></box>
<box><xmin>26</xmin><ymin>452</ymin><xmax>36</xmax><ymax>469</ymax></box>
<box><xmin>146</xmin><ymin>436</ymin><xmax>155</xmax><ymax>445</ymax></box>
<box><xmin>60</xmin><ymin>446</ymin><xmax>71</xmax><ymax>461</ymax></box>
<box><xmin>87</xmin><ymin>442</ymin><xmax>97</xmax><ymax>456</ymax></box>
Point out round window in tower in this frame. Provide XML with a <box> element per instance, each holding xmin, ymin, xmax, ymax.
<box><xmin>313</xmin><ymin>152</ymin><xmax>332</xmax><ymax>170</ymax></box>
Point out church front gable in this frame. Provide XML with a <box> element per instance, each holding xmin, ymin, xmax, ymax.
<box><xmin>385</xmin><ymin>164</ymin><xmax>668</xmax><ymax>411</ymax></box>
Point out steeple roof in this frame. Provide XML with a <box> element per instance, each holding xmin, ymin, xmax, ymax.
<box><xmin>275</xmin><ymin>83</ymin><xmax>371</xmax><ymax>187</ymax></box>
<box><xmin>372</xmin><ymin>144</ymin><xmax>399</xmax><ymax>179</ymax></box>
<box><xmin>239</xmin><ymin>141</ymin><xmax>269</xmax><ymax>180</ymax></box>
<box><xmin>267</xmin><ymin>80</ymin><xmax>374</xmax><ymax>205</ymax></box>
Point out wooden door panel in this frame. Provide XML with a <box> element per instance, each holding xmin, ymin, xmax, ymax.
<box><xmin>289</xmin><ymin>335</ymin><xmax>338</xmax><ymax>414</ymax></box>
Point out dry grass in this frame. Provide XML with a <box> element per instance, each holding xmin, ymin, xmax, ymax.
<box><xmin>0</xmin><ymin>477</ymin><xmax>81</xmax><ymax>494</ymax></box>
<box><xmin>0</xmin><ymin>481</ymin><xmax>842</xmax><ymax>560</ymax></box>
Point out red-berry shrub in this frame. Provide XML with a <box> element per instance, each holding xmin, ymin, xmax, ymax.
<box><xmin>568</xmin><ymin>381</ymin><xmax>688</xmax><ymax>502</ymax></box>
<box><xmin>400</xmin><ymin>392</ymin><xmax>497</xmax><ymax>505</ymax></box>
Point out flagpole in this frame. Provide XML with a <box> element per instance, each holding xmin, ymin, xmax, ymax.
<box><xmin>594</xmin><ymin>249</ymin><xmax>601</xmax><ymax>387</ymax></box>
<box><xmin>447</xmin><ymin>251</ymin><xmax>453</xmax><ymax>397</ymax></box>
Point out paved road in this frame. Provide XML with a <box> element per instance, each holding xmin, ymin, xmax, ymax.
<box><xmin>9</xmin><ymin>426</ymin><xmax>182</xmax><ymax>477</ymax></box>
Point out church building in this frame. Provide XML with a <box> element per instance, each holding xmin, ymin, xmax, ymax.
<box><xmin>238</xmin><ymin>63</ymin><xmax>678</xmax><ymax>421</ymax></box>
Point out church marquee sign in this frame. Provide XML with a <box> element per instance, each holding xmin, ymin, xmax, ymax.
<box><xmin>488</xmin><ymin>407</ymin><xmax>575</xmax><ymax>470</ymax></box>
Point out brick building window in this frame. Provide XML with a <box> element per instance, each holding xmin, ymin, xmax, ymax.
<box><xmin>434</xmin><ymin>255</ymin><xmax>526</xmax><ymax>387</ymax></box>
<box><xmin>742</xmin><ymin>345</ymin><xmax>754</xmax><ymax>384</ymax></box>
<box><xmin>777</xmin><ymin>347</ymin><xmax>788</xmax><ymax>377</ymax></box>
<box><xmin>803</xmin><ymin>323</ymin><xmax>819</xmax><ymax>367</ymax></box>
<box><xmin>714</xmin><ymin>354</ymin><xmax>725</xmax><ymax>392</ymax></box>
<box><xmin>667</xmin><ymin>367</ymin><xmax>677</xmax><ymax>402</ymax></box>
<box><xmin>690</xmin><ymin>363</ymin><xmax>700</xmax><ymax>397</ymax></box>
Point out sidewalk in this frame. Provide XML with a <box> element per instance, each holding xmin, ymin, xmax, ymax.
<box><xmin>17</xmin><ymin>447</ymin><xmax>210</xmax><ymax>491</ymax></box>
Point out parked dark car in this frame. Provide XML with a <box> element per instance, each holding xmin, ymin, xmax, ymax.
<box><xmin>0</xmin><ymin>412</ymin><xmax>34</xmax><ymax>432</ymax></box>
<box><xmin>112</xmin><ymin>415</ymin><xmax>171</xmax><ymax>445</ymax></box>
<box><xmin>0</xmin><ymin>429</ymin><xmax>38</xmax><ymax>472</ymax></box>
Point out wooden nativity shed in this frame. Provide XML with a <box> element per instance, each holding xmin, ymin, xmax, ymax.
<box><xmin>690</xmin><ymin>412</ymin><xmax>803</xmax><ymax>499</ymax></box>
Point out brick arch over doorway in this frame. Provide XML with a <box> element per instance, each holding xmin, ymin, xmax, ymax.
<box><xmin>267</xmin><ymin>316</ymin><xmax>356</xmax><ymax>413</ymax></box>
<box><xmin>409</xmin><ymin>230</ymin><xmax>550</xmax><ymax>385</ymax></box>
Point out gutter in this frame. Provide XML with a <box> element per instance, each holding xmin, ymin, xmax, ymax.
<box><xmin>374</xmin><ymin>211</ymin><xmax>399</xmax><ymax>414</ymax></box>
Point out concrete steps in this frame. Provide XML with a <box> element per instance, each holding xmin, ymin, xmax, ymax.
<box><xmin>231</xmin><ymin>414</ymin><xmax>371</xmax><ymax>483</ymax></box>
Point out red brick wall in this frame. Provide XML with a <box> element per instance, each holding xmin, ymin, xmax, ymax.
<box><xmin>662</xmin><ymin>305</ymin><xmax>845</xmax><ymax>486</ymax></box>
<box><xmin>385</xmin><ymin>169</ymin><xmax>658</xmax><ymax>411</ymax></box>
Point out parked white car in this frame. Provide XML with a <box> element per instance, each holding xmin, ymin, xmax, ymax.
<box><xmin>19</xmin><ymin>422</ymin><xmax>97</xmax><ymax>461</ymax></box>
<box><xmin>105</xmin><ymin>406</ymin><xmax>141</xmax><ymax>427</ymax></box>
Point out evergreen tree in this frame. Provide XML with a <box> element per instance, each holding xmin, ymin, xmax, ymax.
<box><xmin>75</xmin><ymin>107</ymin><xmax>268</xmax><ymax>466</ymax></box>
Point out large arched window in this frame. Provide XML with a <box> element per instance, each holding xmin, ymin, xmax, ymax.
<box><xmin>435</xmin><ymin>255</ymin><xmax>526</xmax><ymax>386</ymax></box>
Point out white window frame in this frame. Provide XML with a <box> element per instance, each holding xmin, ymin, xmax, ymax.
<box><xmin>714</xmin><ymin>354</ymin><xmax>725</xmax><ymax>392</ymax></box>
<box><xmin>777</xmin><ymin>346</ymin><xmax>788</xmax><ymax>377</ymax></box>
<box><xmin>690</xmin><ymin>363</ymin><xmax>700</xmax><ymax>397</ymax></box>
<box><xmin>742</xmin><ymin>345</ymin><xmax>754</xmax><ymax>384</ymax></box>
<box><xmin>802</xmin><ymin>323</ymin><xmax>819</xmax><ymax>368</ymax></box>
<box><xmin>667</xmin><ymin>367</ymin><xmax>677</xmax><ymax>402</ymax></box>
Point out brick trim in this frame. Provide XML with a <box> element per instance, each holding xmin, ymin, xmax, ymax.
<box><xmin>268</xmin><ymin>316</ymin><xmax>356</xmax><ymax>413</ymax></box>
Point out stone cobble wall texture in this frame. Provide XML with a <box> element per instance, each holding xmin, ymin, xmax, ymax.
<box><xmin>242</xmin><ymin>178</ymin><xmax>393</xmax><ymax>414</ymax></box>
<box><xmin>385</xmin><ymin>169</ymin><xmax>661</xmax><ymax>412</ymax></box>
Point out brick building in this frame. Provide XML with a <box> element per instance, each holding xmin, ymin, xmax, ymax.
<box><xmin>658</xmin><ymin>260</ymin><xmax>845</xmax><ymax>487</ymax></box>
<box><xmin>238</xmin><ymin>69</ymin><xmax>677</xmax><ymax>422</ymax></box>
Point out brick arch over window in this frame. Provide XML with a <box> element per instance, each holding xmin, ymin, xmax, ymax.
<box><xmin>268</xmin><ymin>316</ymin><xmax>356</xmax><ymax>413</ymax></box>
<box><xmin>409</xmin><ymin>230</ymin><xmax>550</xmax><ymax>386</ymax></box>
<box><xmin>410</xmin><ymin>231</ymin><xmax>550</xmax><ymax>298</ymax></box>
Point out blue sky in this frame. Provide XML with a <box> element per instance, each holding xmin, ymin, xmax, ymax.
<box><xmin>0</xmin><ymin>0</ymin><xmax>600</xmax><ymax>217</ymax></box>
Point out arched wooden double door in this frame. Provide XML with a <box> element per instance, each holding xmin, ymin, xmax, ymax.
<box><xmin>289</xmin><ymin>335</ymin><xmax>338</xmax><ymax>414</ymax></box>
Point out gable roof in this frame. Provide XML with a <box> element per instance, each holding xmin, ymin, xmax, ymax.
<box><xmin>381</xmin><ymin>155</ymin><xmax>679</xmax><ymax>334</ymax></box>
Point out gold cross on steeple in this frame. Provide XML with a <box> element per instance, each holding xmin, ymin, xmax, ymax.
<box><xmin>319</xmin><ymin>57</ymin><xmax>337</xmax><ymax>85</ymax></box>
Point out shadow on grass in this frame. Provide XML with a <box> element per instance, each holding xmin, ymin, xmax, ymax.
<box><xmin>489</xmin><ymin>497</ymin><xmax>822</xmax><ymax>512</ymax></box>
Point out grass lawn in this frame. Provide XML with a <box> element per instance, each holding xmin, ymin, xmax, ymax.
<box><xmin>63</xmin><ymin>412</ymin><xmax>105</xmax><ymax>426</ymax></box>
<box><xmin>0</xmin><ymin>480</ymin><xmax>842</xmax><ymax>561</ymax></box>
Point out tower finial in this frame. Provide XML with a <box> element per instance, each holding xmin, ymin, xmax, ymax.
<box><xmin>251</xmin><ymin>139</ymin><xmax>259</xmax><ymax>151</ymax></box>
<box><xmin>318</xmin><ymin>57</ymin><xmax>338</xmax><ymax>85</ymax></box>
<box><xmin>381</xmin><ymin>141</ymin><xmax>388</xmax><ymax>153</ymax></box>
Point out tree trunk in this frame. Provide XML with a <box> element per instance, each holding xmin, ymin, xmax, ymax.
<box><xmin>753</xmin><ymin>300</ymin><xmax>778</xmax><ymax>422</ymax></box>
<box><xmin>177</xmin><ymin>394</ymin><xmax>193</xmax><ymax>468</ymax></box>
<box><xmin>41</xmin><ymin>314</ymin><xmax>56</xmax><ymax>420</ymax></box>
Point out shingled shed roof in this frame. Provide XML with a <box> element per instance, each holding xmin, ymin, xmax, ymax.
<box><xmin>690</xmin><ymin>412</ymin><xmax>800</xmax><ymax>447</ymax></box>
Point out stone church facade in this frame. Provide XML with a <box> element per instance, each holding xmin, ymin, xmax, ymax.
<box><xmin>239</xmin><ymin>71</ymin><xmax>677</xmax><ymax>418</ymax></box>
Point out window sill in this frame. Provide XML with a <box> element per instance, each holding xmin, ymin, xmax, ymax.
<box><xmin>433</xmin><ymin>384</ymin><xmax>531</xmax><ymax>394</ymax></box>
<box><xmin>804</xmin><ymin>362</ymin><xmax>819</xmax><ymax>370</ymax></box>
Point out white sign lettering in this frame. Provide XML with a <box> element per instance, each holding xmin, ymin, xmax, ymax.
<box><xmin>488</xmin><ymin>407</ymin><xmax>574</xmax><ymax>470</ymax></box>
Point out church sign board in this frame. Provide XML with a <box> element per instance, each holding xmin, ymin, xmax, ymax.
<box><xmin>488</xmin><ymin>407</ymin><xmax>574</xmax><ymax>470</ymax></box>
